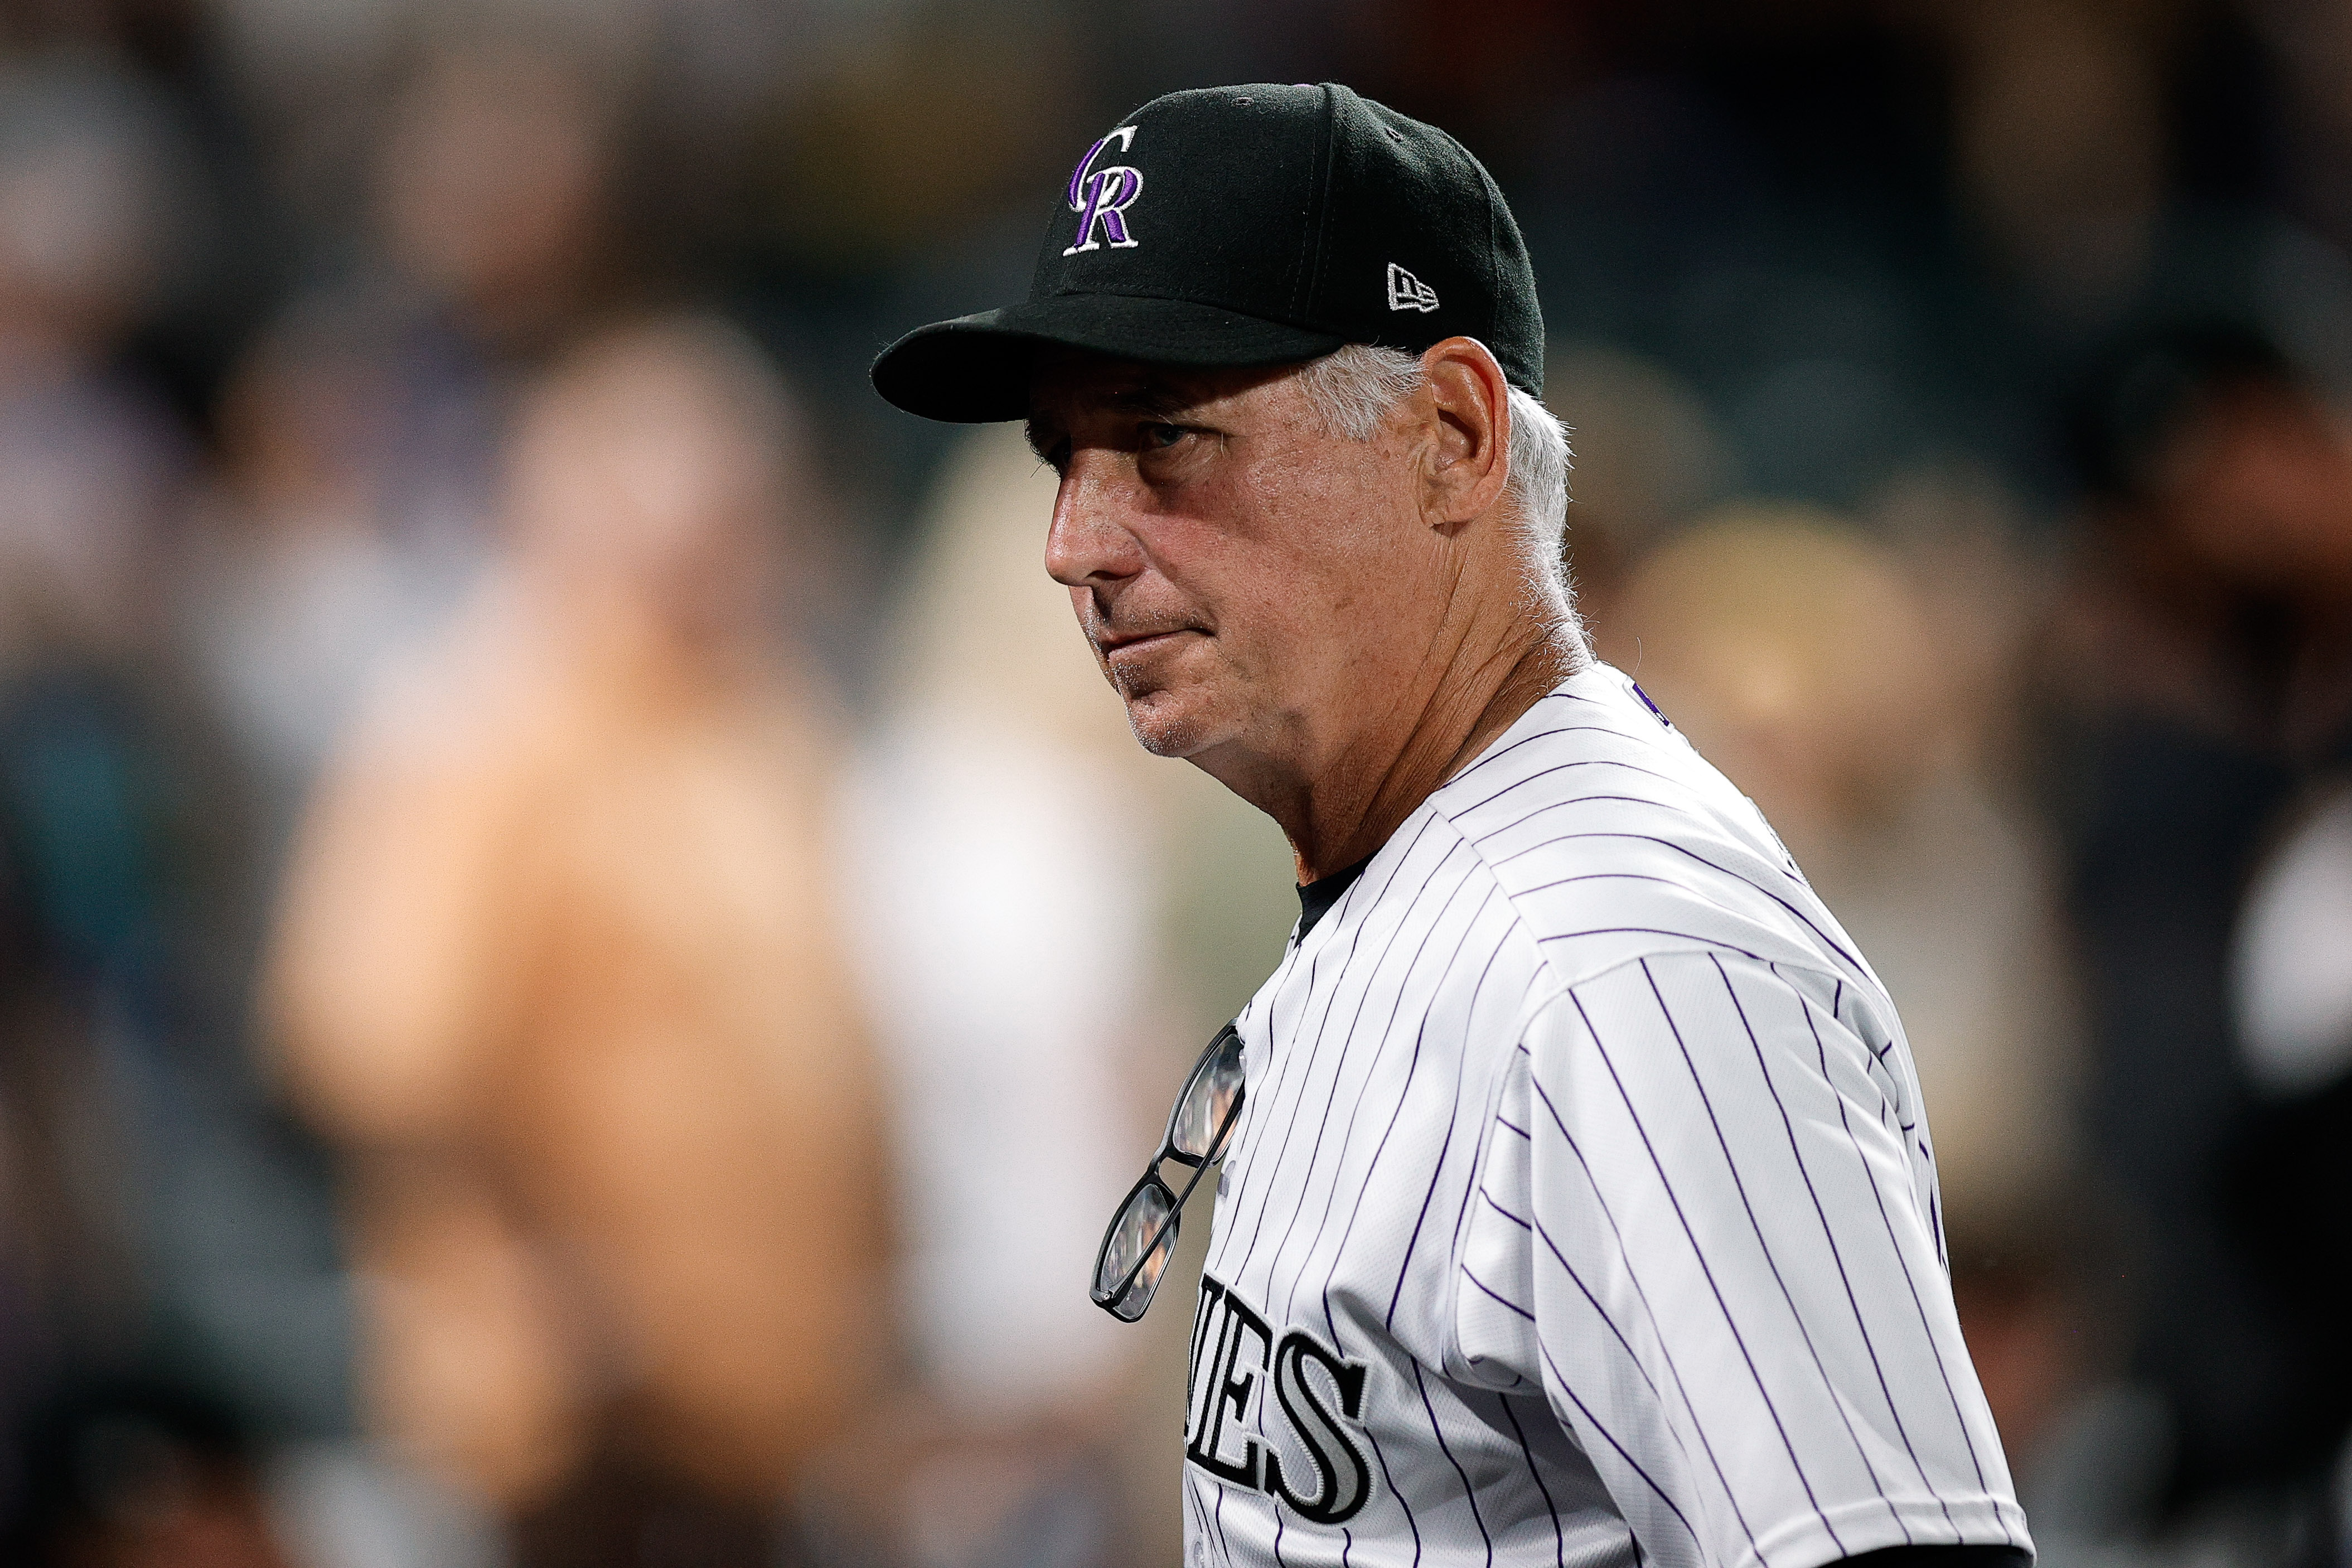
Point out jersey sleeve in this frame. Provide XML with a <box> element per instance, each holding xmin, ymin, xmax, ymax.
<box><xmin>1456</xmin><ymin>950</ymin><xmax>2030</xmax><ymax>1568</ymax></box>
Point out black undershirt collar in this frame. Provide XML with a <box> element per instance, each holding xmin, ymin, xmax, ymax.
<box><xmin>1295</xmin><ymin>853</ymin><xmax>1376</xmax><ymax>944</ymax></box>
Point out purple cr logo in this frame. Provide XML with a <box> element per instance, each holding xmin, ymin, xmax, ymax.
<box><xmin>1064</xmin><ymin>125</ymin><xmax>1144</xmax><ymax>257</ymax></box>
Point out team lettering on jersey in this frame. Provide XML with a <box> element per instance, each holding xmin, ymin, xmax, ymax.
<box><xmin>1184</xmin><ymin>1273</ymin><xmax>1375</xmax><ymax>1525</ymax></box>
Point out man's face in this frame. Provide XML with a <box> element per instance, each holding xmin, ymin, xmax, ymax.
<box><xmin>1028</xmin><ymin>350</ymin><xmax>1438</xmax><ymax>766</ymax></box>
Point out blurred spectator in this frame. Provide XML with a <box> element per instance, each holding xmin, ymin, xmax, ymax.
<box><xmin>1600</xmin><ymin>506</ymin><xmax>2082</xmax><ymax>1237</ymax></box>
<box><xmin>2047</xmin><ymin>319</ymin><xmax>2352</xmax><ymax>1501</ymax></box>
<box><xmin>1940</xmin><ymin>0</ymin><xmax>2166</xmax><ymax>323</ymax></box>
<box><xmin>267</xmin><ymin>318</ymin><xmax>887</xmax><ymax>1566</ymax></box>
<box><xmin>0</xmin><ymin>53</ymin><xmax>190</xmax><ymax>672</ymax></box>
<box><xmin>352</xmin><ymin>31</ymin><xmax>636</xmax><ymax>531</ymax></box>
<box><xmin>369</xmin><ymin>38</ymin><xmax>630</xmax><ymax>355</ymax></box>
<box><xmin>1545</xmin><ymin>343</ymin><xmax>1736</xmax><ymax>623</ymax></box>
<box><xmin>177</xmin><ymin>308</ymin><xmax>457</xmax><ymax>844</ymax></box>
<box><xmin>0</xmin><ymin>47</ymin><xmax>341</xmax><ymax>1523</ymax></box>
<box><xmin>839</xmin><ymin>423</ymin><xmax>1294</xmax><ymax>1568</ymax></box>
<box><xmin>180</xmin><ymin>35</ymin><xmax>646</xmax><ymax>838</ymax></box>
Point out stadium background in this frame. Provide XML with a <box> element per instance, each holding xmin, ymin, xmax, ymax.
<box><xmin>0</xmin><ymin>1</ymin><xmax>2348</xmax><ymax>1565</ymax></box>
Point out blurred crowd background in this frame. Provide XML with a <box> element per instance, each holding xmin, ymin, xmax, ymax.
<box><xmin>0</xmin><ymin>0</ymin><xmax>2347</xmax><ymax>1565</ymax></box>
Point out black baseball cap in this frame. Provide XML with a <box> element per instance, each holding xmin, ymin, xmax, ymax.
<box><xmin>870</xmin><ymin>82</ymin><xmax>1543</xmax><ymax>423</ymax></box>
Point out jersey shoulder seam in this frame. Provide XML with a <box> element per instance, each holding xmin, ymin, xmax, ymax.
<box><xmin>1420</xmin><ymin>788</ymin><xmax>1855</xmax><ymax>1041</ymax></box>
<box><xmin>1511</xmin><ymin>948</ymin><xmax>1864</xmax><ymax>1042</ymax></box>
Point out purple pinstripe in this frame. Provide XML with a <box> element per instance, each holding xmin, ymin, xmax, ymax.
<box><xmin>1575</xmin><ymin>981</ymin><xmax>1846</xmax><ymax>1553</ymax></box>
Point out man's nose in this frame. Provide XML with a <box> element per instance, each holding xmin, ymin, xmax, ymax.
<box><xmin>1045</xmin><ymin>449</ymin><xmax>1147</xmax><ymax>588</ymax></box>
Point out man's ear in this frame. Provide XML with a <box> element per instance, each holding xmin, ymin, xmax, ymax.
<box><xmin>1417</xmin><ymin>337</ymin><xmax>1512</xmax><ymax>533</ymax></box>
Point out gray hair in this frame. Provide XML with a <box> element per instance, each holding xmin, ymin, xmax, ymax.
<box><xmin>1294</xmin><ymin>343</ymin><xmax>1574</xmax><ymax>592</ymax></box>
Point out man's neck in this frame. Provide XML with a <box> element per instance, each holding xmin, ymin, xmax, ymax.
<box><xmin>1210</xmin><ymin>624</ymin><xmax>1585</xmax><ymax>884</ymax></box>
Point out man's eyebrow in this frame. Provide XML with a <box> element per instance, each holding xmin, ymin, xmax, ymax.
<box><xmin>1025</xmin><ymin>379</ymin><xmax>1211</xmax><ymax>455</ymax></box>
<box><xmin>1104</xmin><ymin>383</ymin><xmax>1200</xmax><ymax>419</ymax></box>
<box><xmin>1048</xmin><ymin>381</ymin><xmax>1203</xmax><ymax>420</ymax></box>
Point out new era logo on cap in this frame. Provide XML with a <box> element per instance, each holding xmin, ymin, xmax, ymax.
<box><xmin>1386</xmin><ymin>263</ymin><xmax>1439</xmax><ymax>313</ymax></box>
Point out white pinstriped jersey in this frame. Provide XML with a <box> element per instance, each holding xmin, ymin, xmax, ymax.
<box><xmin>1181</xmin><ymin>662</ymin><xmax>2030</xmax><ymax>1568</ymax></box>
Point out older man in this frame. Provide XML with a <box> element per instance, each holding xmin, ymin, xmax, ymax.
<box><xmin>873</xmin><ymin>83</ymin><xmax>2030</xmax><ymax>1568</ymax></box>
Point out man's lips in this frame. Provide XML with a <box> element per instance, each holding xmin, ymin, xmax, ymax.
<box><xmin>1095</xmin><ymin>626</ymin><xmax>1201</xmax><ymax>656</ymax></box>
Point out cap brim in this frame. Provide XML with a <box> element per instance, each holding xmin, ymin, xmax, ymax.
<box><xmin>870</xmin><ymin>293</ymin><xmax>1349</xmax><ymax>423</ymax></box>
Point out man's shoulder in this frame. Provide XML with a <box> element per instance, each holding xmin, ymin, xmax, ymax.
<box><xmin>1420</xmin><ymin>667</ymin><xmax>1868</xmax><ymax>993</ymax></box>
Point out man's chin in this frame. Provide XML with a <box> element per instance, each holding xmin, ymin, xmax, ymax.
<box><xmin>1119</xmin><ymin>688</ymin><xmax>1222</xmax><ymax>759</ymax></box>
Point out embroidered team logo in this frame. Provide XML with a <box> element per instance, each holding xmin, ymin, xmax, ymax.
<box><xmin>1185</xmin><ymin>1273</ymin><xmax>1373</xmax><ymax>1525</ymax></box>
<box><xmin>1064</xmin><ymin>126</ymin><xmax>1144</xmax><ymax>256</ymax></box>
<box><xmin>1386</xmin><ymin>263</ymin><xmax>1439</xmax><ymax>312</ymax></box>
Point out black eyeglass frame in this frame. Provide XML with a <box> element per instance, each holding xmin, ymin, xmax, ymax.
<box><xmin>1088</xmin><ymin>1021</ymin><xmax>1246</xmax><ymax>1321</ymax></box>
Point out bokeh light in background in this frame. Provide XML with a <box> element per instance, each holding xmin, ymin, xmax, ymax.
<box><xmin>0</xmin><ymin>1</ymin><xmax>2345</xmax><ymax>1565</ymax></box>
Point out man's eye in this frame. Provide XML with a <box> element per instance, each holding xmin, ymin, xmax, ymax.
<box><xmin>1142</xmin><ymin>423</ymin><xmax>1188</xmax><ymax>451</ymax></box>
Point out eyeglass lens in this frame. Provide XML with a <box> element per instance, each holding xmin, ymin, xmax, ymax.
<box><xmin>1171</xmin><ymin>1025</ymin><xmax>1245</xmax><ymax>1163</ymax></box>
<box><xmin>1094</xmin><ymin>1181</ymin><xmax>1177</xmax><ymax>1322</ymax></box>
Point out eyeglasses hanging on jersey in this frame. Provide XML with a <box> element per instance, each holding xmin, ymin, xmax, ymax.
<box><xmin>1090</xmin><ymin>1021</ymin><xmax>1245</xmax><ymax>1321</ymax></box>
